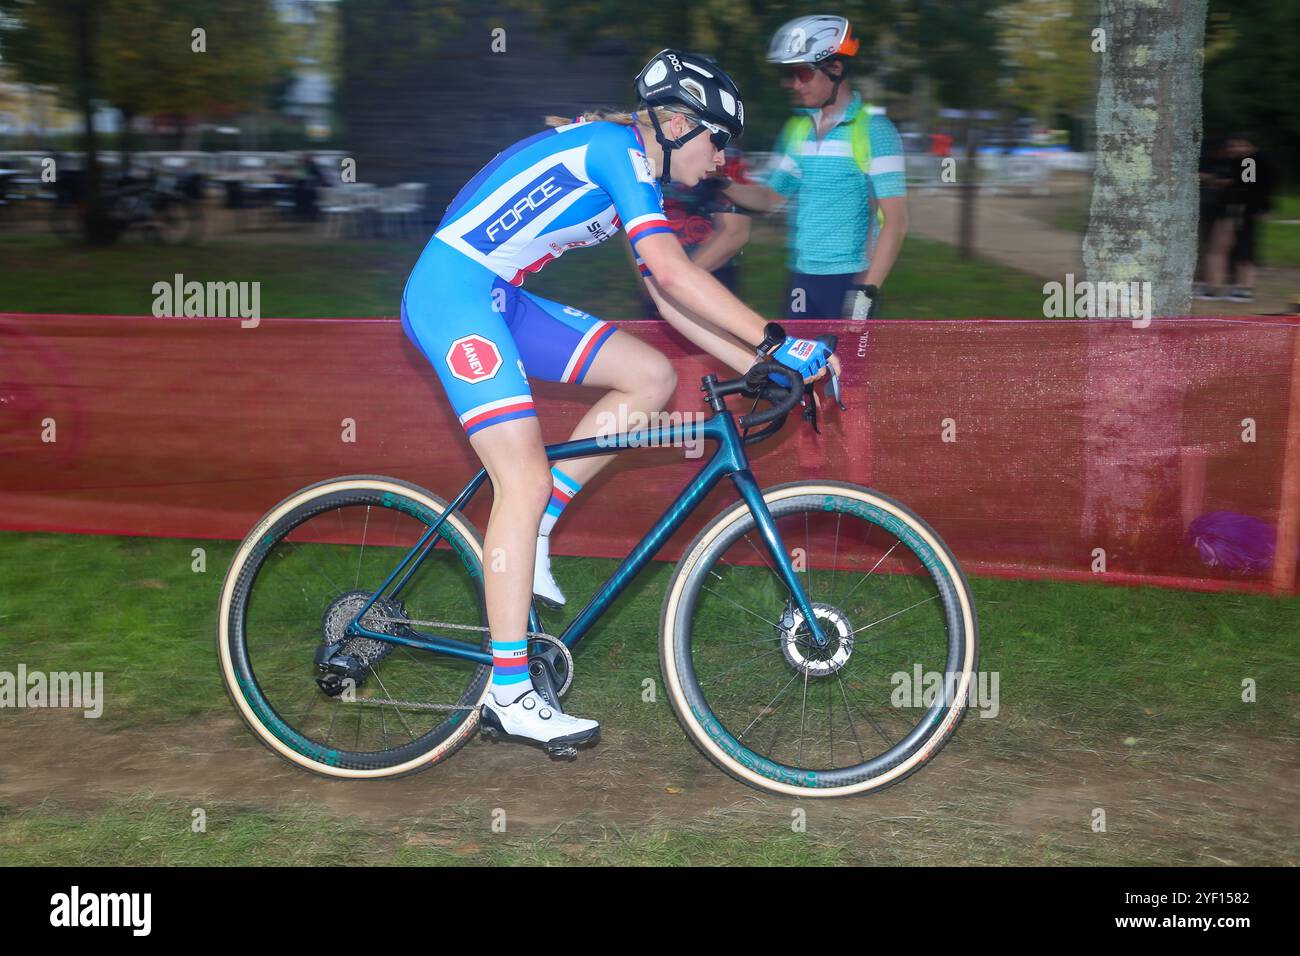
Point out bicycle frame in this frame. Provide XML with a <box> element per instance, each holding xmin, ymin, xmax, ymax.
<box><xmin>345</xmin><ymin>405</ymin><xmax>829</xmax><ymax>665</ymax></box>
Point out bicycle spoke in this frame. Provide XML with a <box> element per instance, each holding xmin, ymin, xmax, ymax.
<box><xmin>835</xmin><ymin>540</ymin><xmax>902</xmax><ymax>607</ymax></box>
<box><xmin>356</xmin><ymin>505</ymin><xmax>371</xmax><ymax>589</ymax></box>
<box><xmin>367</xmin><ymin>667</ymin><xmax>418</xmax><ymax>740</ymax></box>
<box><xmin>700</xmin><ymin>583</ymin><xmax>783</xmax><ymax>630</ymax></box>
<box><xmin>736</xmin><ymin>668</ymin><xmax>803</xmax><ymax>741</ymax></box>
<box><xmin>698</xmin><ymin>645</ymin><xmax>787</xmax><ymax>689</ymax></box>
<box><xmin>848</xmin><ymin>593</ymin><xmax>940</xmax><ymax>637</ymax></box>
<box><xmin>799</xmin><ymin>664</ymin><xmax>810</xmax><ymax>768</ymax></box>
<box><xmin>831</xmin><ymin>669</ymin><xmax>868</xmax><ymax>764</ymax></box>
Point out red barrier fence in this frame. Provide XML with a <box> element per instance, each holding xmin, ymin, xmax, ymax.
<box><xmin>2</xmin><ymin>313</ymin><xmax>1298</xmax><ymax>595</ymax></box>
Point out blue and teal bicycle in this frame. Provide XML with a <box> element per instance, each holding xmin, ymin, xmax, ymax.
<box><xmin>218</xmin><ymin>354</ymin><xmax>978</xmax><ymax>797</ymax></box>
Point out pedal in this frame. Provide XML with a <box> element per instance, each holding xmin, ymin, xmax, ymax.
<box><xmin>478</xmin><ymin>704</ymin><xmax>504</xmax><ymax>740</ymax></box>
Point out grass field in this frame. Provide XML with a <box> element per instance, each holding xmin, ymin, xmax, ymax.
<box><xmin>1</xmin><ymin>530</ymin><xmax>1296</xmax><ymax>865</ymax></box>
<box><xmin>0</xmin><ymin>226</ymin><xmax>1049</xmax><ymax>319</ymax></box>
<box><xmin>1046</xmin><ymin>190</ymin><xmax>1300</xmax><ymax>270</ymax></box>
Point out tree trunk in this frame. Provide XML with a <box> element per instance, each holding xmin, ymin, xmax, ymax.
<box><xmin>1083</xmin><ymin>0</ymin><xmax>1205</xmax><ymax>315</ymax></box>
<box><xmin>72</xmin><ymin>0</ymin><xmax>114</xmax><ymax>244</ymax></box>
<box><xmin>958</xmin><ymin>114</ymin><xmax>977</xmax><ymax>259</ymax></box>
<box><xmin>120</xmin><ymin>108</ymin><xmax>134</xmax><ymax>179</ymax></box>
<box><xmin>1079</xmin><ymin>0</ymin><xmax>1209</xmax><ymax>570</ymax></box>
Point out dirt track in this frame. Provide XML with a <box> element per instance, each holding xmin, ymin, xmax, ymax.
<box><xmin>2</xmin><ymin>708</ymin><xmax>1296</xmax><ymax>864</ymax></box>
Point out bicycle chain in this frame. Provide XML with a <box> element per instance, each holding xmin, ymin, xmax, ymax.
<box><xmin>370</xmin><ymin>615</ymin><xmax>557</xmax><ymax>642</ymax></box>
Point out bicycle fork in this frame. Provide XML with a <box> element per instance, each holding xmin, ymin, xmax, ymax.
<box><xmin>729</xmin><ymin>470</ymin><xmax>830</xmax><ymax>649</ymax></box>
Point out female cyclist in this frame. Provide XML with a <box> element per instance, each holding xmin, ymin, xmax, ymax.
<box><xmin>400</xmin><ymin>49</ymin><xmax>840</xmax><ymax>754</ymax></box>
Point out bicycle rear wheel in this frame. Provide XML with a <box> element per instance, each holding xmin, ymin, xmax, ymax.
<box><xmin>218</xmin><ymin>475</ymin><xmax>490</xmax><ymax>778</ymax></box>
<box><xmin>660</xmin><ymin>480</ymin><xmax>978</xmax><ymax>797</ymax></box>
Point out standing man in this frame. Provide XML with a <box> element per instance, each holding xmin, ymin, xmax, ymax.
<box><xmin>724</xmin><ymin>15</ymin><xmax>909</xmax><ymax>321</ymax></box>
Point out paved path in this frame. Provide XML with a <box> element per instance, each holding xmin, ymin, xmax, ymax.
<box><xmin>908</xmin><ymin>187</ymin><xmax>1299</xmax><ymax>317</ymax></box>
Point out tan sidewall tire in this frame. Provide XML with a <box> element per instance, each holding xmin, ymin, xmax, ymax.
<box><xmin>660</xmin><ymin>481</ymin><xmax>977</xmax><ymax>798</ymax></box>
<box><xmin>217</xmin><ymin>476</ymin><xmax>488</xmax><ymax>779</ymax></box>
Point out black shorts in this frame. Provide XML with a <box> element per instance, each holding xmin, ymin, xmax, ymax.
<box><xmin>784</xmin><ymin>272</ymin><xmax>858</xmax><ymax>322</ymax></box>
<box><xmin>1231</xmin><ymin>212</ymin><xmax>1258</xmax><ymax>265</ymax></box>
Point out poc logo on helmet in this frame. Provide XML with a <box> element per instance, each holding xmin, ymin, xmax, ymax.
<box><xmin>667</xmin><ymin>53</ymin><xmax>681</xmax><ymax>71</ymax></box>
<box><xmin>446</xmin><ymin>334</ymin><xmax>503</xmax><ymax>383</ymax></box>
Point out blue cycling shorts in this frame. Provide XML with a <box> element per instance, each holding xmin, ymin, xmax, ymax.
<box><xmin>402</xmin><ymin>239</ymin><xmax>617</xmax><ymax>437</ymax></box>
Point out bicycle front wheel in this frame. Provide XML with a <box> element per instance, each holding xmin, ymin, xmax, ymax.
<box><xmin>218</xmin><ymin>475</ymin><xmax>491</xmax><ymax>779</ymax></box>
<box><xmin>660</xmin><ymin>480</ymin><xmax>978</xmax><ymax>798</ymax></box>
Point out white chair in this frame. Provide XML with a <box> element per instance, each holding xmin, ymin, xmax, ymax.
<box><xmin>379</xmin><ymin>182</ymin><xmax>426</xmax><ymax>237</ymax></box>
<box><xmin>321</xmin><ymin>185</ymin><xmax>380</xmax><ymax>237</ymax></box>
<box><xmin>320</xmin><ymin>186</ymin><xmax>361</xmax><ymax>237</ymax></box>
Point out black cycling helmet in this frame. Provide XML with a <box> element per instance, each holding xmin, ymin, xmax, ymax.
<box><xmin>635</xmin><ymin>49</ymin><xmax>745</xmax><ymax>183</ymax></box>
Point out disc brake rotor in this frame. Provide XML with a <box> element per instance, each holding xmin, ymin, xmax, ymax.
<box><xmin>777</xmin><ymin>602</ymin><xmax>854</xmax><ymax>677</ymax></box>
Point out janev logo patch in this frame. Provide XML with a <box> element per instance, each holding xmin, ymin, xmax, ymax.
<box><xmin>466</xmin><ymin>165</ymin><xmax>582</xmax><ymax>252</ymax></box>
<box><xmin>446</xmin><ymin>334</ymin><xmax>503</xmax><ymax>383</ymax></box>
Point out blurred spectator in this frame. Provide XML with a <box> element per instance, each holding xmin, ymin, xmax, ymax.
<box><xmin>293</xmin><ymin>151</ymin><xmax>326</xmax><ymax>221</ymax></box>
<box><xmin>642</xmin><ymin>147</ymin><xmax>753</xmax><ymax>319</ymax></box>
<box><xmin>724</xmin><ymin>15</ymin><xmax>908</xmax><ymax>321</ymax></box>
<box><xmin>929</xmin><ymin>131</ymin><xmax>954</xmax><ymax>158</ymax></box>
<box><xmin>1197</xmin><ymin>133</ymin><xmax>1276</xmax><ymax>302</ymax></box>
<box><xmin>1194</xmin><ymin>135</ymin><xmax>1229</xmax><ymax>298</ymax></box>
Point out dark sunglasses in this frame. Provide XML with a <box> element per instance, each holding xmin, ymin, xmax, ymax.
<box><xmin>693</xmin><ymin>117</ymin><xmax>732</xmax><ymax>151</ymax></box>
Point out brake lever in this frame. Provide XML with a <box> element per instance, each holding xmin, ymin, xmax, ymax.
<box><xmin>812</xmin><ymin>333</ymin><xmax>848</xmax><ymax>414</ymax></box>
<box><xmin>801</xmin><ymin>383</ymin><xmax>820</xmax><ymax>433</ymax></box>
<box><xmin>827</xmin><ymin>369</ymin><xmax>847</xmax><ymax>411</ymax></box>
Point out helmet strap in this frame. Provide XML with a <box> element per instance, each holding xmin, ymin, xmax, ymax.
<box><xmin>818</xmin><ymin>59</ymin><xmax>846</xmax><ymax>110</ymax></box>
<box><xmin>643</xmin><ymin>108</ymin><xmax>710</xmax><ymax>184</ymax></box>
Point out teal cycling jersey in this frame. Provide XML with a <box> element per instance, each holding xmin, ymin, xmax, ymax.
<box><xmin>764</xmin><ymin>91</ymin><xmax>906</xmax><ymax>275</ymax></box>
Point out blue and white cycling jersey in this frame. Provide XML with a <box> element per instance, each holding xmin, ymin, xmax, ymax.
<box><xmin>402</xmin><ymin>119</ymin><xmax>674</xmax><ymax>438</ymax></box>
<box><xmin>423</xmin><ymin>119</ymin><xmax>673</xmax><ymax>288</ymax></box>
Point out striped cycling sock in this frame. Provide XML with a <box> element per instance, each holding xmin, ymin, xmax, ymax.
<box><xmin>539</xmin><ymin>465</ymin><xmax>582</xmax><ymax>537</ymax></box>
<box><xmin>489</xmin><ymin>636</ymin><xmax>531</xmax><ymax>701</ymax></box>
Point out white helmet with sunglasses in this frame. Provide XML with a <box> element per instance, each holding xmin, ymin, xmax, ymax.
<box><xmin>767</xmin><ymin>14</ymin><xmax>860</xmax><ymax>65</ymax></box>
<box><xmin>767</xmin><ymin>15</ymin><xmax>860</xmax><ymax>109</ymax></box>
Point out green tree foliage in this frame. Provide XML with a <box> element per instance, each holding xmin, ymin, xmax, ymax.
<box><xmin>1202</xmin><ymin>0</ymin><xmax>1300</xmax><ymax>179</ymax></box>
<box><xmin>893</xmin><ymin>0</ymin><xmax>1005</xmax><ymax>111</ymax></box>
<box><xmin>0</xmin><ymin>0</ymin><xmax>285</xmax><ymax>120</ymax></box>
<box><xmin>992</xmin><ymin>0</ymin><xmax>1098</xmax><ymax>124</ymax></box>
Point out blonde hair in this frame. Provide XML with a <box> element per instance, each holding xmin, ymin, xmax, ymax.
<box><xmin>542</xmin><ymin>106</ymin><xmax>691</xmax><ymax>129</ymax></box>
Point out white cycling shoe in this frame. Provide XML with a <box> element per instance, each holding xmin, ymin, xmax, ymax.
<box><xmin>479</xmin><ymin>687</ymin><xmax>599</xmax><ymax>758</ymax></box>
<box><xmin>532</xmin><ymin>534</ymin><xmax>567</xmax><ymax>608</ymax></box>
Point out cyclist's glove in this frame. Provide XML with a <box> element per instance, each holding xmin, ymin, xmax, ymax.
<box><xmin>769</xmin><ymin>336</ymin><xmax>833</xmax><ymax>389</ymax></box>
<box><xmin>842</xmin><ymin>283</ymin><xmax>880</xmax><ymax>321</ymax></box>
